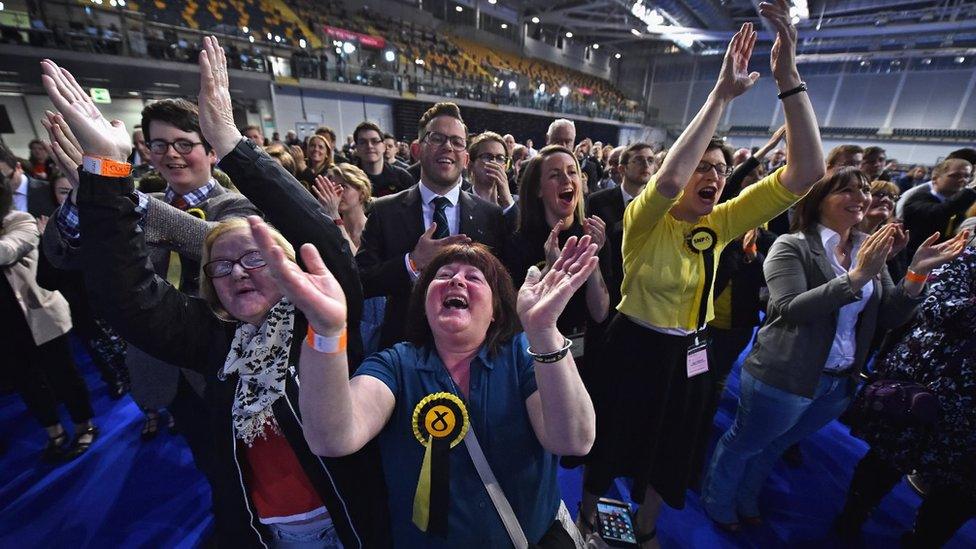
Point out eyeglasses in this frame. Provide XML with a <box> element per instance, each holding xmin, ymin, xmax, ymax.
<box><xmin>149</xmin><ymin>139</ymin><xmax>204</xmax><ymax>155</ymax></box>
<box><xmin>871</xmin><ymin>191</ymin><xmax>899</xmax><ymax>202</ymax></box>
<box><xmin>695</xmin><ymin>161</ymin><xmax>733</xmax><ymax>177</ymax></box>
<box><xmin>423</xmin><ymin>131</ymin><xmax>467</xmax><ymax>150</ymax></box>
<box><xmin>356</xmin><ymin>138</ymin><xmax>383</xmax><ymax>147</ymax></box>
<box><xmin>476</xmin><ymin>153</ymin><xmax>509</xmax><ymax>164</ymax></box>
<box><xmin>203</xmin><ymin>250</ymin><xmax>266</xmax><ymax>278</ymax></box>
<box><xmin>628</xmin><ymin>156</ymin><xmax>656</xmax><ymax>166</ymax></box>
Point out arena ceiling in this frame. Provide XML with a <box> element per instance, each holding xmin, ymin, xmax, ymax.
<box><xmin>511</xmin><ymin>0</ymin><xmax>976</xmax><ymax>59</ymax></box>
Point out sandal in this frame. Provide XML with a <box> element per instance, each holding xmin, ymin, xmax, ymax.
<box><xmin>42</xmin><ymin>431</ymin><xmax>70</xmax><ymax>463</ymax></box>
<box><xmin>141</xmin><ymin>413</ymin><xmax>160</xmax><ymax>441</ymax></box>
<box><xmin>65</xmin><ymin>425</ymin><xmax>99</xmax><ymax>460</ymax></box>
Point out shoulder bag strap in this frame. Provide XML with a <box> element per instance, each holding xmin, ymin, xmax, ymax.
<box><xmin>463</xmin><ymin>428</ymin><xmax>529</xmax><ymax>549</ymax></box>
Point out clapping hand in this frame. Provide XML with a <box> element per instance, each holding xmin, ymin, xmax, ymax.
<box><xmin>199</xmin><ymin>36</ymin><xmax>244</xmax><ymax>159</ymax></box>
<box><xmin>583</xmin><ymin>216</ymin><xmax>606</xmax><ymax>254</ymax></box>
<box><xmin>850</xmin><ymin>223</ymin><xmax>896</xmax><ymax>288</ymax></box>
<box><xmin>409</xmin><ymin>223</ymin><xmax>471</xmax><ymax>271</ymax></box>
<box><xmin>40</xmin><ymin>111</ymin><xmax>83</xmax><ymax>188</ymax></box>
<box><xmin>40</xmin><ymin>60</ymin><xmax>130</xmax><ymax>163</ymax></box>
<box><xmin>713</xmin><ymin>22</ymin><xmax>759</xmax><ymax>101</ymax></box>
<box><xmin>311</xmin><ymin>175</ymin><xmax>342</xmax><ymax>219</ymax></box>
<box><xmin>909</xmin><ymin>230</ymin><xmax>969</xmax><ymax>275</ymax></box>
<box><xmin>543</xmin><ymin>220</ymin><xmax>564</xmax><ymax>269</ymax></box>
<box><xmin>517</xmin><ymin>234</ymin><xmax>599</xmax><ymax>337</ymax></box>
<box><xmin>887</xmin><ymin>222</ymin><xmax>909</xmax><ymax>260</ymax></box>
<box><xmin>248</xmin><ymin>216</ymin><xmax>347</xmax><ymax>336</ymax></box>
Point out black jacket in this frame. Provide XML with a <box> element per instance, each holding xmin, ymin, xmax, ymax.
<box><xmin>902</xmin><ymin>187</ymin><xmax>976</xmax><ymax>257</ymax></box>
<box><xmin>356</xmin><ymin>184</ymin><xmax>508</xmax><ymax>348</ymax></box>
<box><xmin>586</xmin><ymin>186</ymin><xmax>627</xmax><ymax>308</ymax></box>
<box><xmin>77</xmin><ymin>140</ymin><xmax>390</xmax><ymax>548</ymax></box>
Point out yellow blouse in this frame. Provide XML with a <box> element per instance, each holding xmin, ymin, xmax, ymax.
<box><xmin>618</xmin><ymin>167</ymin><xmax>800</xmax><ymax>331</ymax></box>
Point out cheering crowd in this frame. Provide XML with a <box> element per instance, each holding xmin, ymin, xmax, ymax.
<box><xmin>2</xmin><ymin>1</ymin><xmax>975</xmax><ymax>547</ymax></box>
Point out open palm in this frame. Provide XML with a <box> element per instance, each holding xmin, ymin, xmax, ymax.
<box><xmin>248</xmin><ymin>217</ymin><xmax>347</xmax><ymax>335</ymax></box>
<box><xmin>517</xmin><ymin>235</ymin><xmax>599</xmax><ymax>334</ymax></box>
<box><xmin>713</xmin><ymin>22</ymin><xmax>759</xmax><ymax>100</ymax></box>
<box><xmin>910</xmin><ymin>231</ymin><xmax>969</xmax><ymax>274</ymax></box>
<box><xmin>40</xmin><ymin>60</ymin><xmax>130</xmax><ymax>162</ymax></box>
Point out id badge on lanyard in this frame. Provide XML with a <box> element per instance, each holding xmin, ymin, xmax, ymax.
<box><xmin>685</xmin><ymin>226</ymin><xmax>717</xmax><ymax>379</ymax></box>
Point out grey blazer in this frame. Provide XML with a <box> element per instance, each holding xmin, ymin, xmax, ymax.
<box><xmin>743</xmin><ymin>229</ymin><xmax>922</xmax><ymax>399</ymax></box>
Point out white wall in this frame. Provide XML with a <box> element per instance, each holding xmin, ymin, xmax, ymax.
<box><xmin>272</xmin><ymin>86</ymin><xmax>394</xmax><ymax>142</ymax></box>
<box><xmin>1</xmin><ymin>94</ymin><xmax>145</xmax><ymax>158</ymax></box>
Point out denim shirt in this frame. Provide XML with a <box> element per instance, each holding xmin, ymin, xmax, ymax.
<box><xmin>354</xmin><ymin>334</ymin><xmax>560</xmax><ymax>547</ymax></box>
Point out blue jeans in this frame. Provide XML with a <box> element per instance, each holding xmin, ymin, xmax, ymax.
<box><xmin>267</xmin><ymin>518</ymin><xmax>342</xmax><ymax>549</ymax></box>
<box><xmin>701</xmin><ymin>369</ymin><xmax>854</xmax><ymax>523</ymax></box>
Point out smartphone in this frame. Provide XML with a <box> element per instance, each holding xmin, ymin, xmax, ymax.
<box><xmin>596</xmin><ymin>498</ymin><xmax>637</xmax><ymax>546</ymax></box>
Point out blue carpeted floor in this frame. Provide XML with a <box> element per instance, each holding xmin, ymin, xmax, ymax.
<box><xmin>1</xmin><ymin>337</ymin><xmax>974</xmax><ymax>547</ymax></box>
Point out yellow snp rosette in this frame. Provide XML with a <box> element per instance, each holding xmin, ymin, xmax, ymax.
<box><xmin>411</xmin><ymin>392</ymin><xmax>469</xmax><ymax>537</ymax></box>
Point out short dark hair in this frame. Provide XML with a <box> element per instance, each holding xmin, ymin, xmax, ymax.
<box><xmin>790</xmin><ymin>167</ymin><xmax>870</xmax><ymax>233</ymax></box>
<box><xmin>517</xmin><ymin>145</ymin><xmax>585</xmax><ymax>236</ymax></box>
<box><xmin>0</xmin><ymin>167</ymin><xmax>12</xmax><ymax>220</ymax></box>
<box><xmin>826</xmin><ymin>144</ymin><xmax>864</xmax><ymax>169</ymax></box>
<box><xmin>382</xmin><ymin>133</ymin><xmax>396</xmax><ymax>142</ymax></box>
<box><xmin>406</xmin><ymin>243</ymin><xmax>519</xmax><ymax>355</ymax></box>
<box><xmin>353</xmin><ymin>122</ymin><xmax>384</xmax><ymax>144</ymax></box>
<box><xmin>862</xmin><ymin>146</ymin><xmax>886</xmax><ymax>160</ymax></box>
<box><xmin>706</xmin><ymin>137</ymin><xmax>733</xmax><ymax>166</ymax></box>
<box><xmin>418</xmin><ymin>102</ymin><xmax>466</xmax><ymax>140</ymax></box>
<box><xmin>619</xmin><ymin>142</ymin><xmax>654</xmax><ymax>167</ymax></box>
<box><xmin>315</xmin><ymin>126</ymin><xmax>337</xmax><ymax>145</ymax></box>
<box><xmin>468</xmin><ymin>131</ymin><xmax>507</xmax><ymax>160</ymax></box>
<box><xmin>947</xmin><ymin>147</ymin><xmax>976</xmax><ymax>165</ymax></box>
<box><xmin>141</xmin><ymin>98</ymin><xmax>211</xmax><ymax>152</ymax></box>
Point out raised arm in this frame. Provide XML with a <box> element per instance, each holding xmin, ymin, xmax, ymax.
<box><xmin>763</xmin><ymin>0</ymin><xmax>825</xmax><ymax>193</ymax></box>
<box><xmin>653</xmin><ymin>22</ymin><xmax>758</xmax><ymax>199</ymax></box>
<box><xmin>248</xmin><ymin>216</ymin><xmax>393</xmax><ymax>457</ymax></box>
<box><xmin>197</xmin><ymin>36</ymin><xmax>365</xmax><ymax>365</ymax></box>
<box><xmin>39</xmin><ymin>58</ymin><xmax>220</xmax><ymax>369</ymax></box>
<box><xmin>520</xmin><ymin>235</ymin><xmax>599</xmax><ymax>456</ymax></box>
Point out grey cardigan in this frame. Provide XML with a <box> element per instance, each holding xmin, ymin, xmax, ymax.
<box><xmin>743</xmin><ymin>229</ymin><xmax>922</xmax><ymax>399</ymax></box>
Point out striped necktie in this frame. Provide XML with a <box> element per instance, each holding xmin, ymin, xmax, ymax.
<box><xmin>431</xmin><ymin>196</ymin><xmax>450</xmax><ymax>239</ymax></box>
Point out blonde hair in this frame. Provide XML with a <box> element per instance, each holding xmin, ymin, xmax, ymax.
<box><xmin>306</xmin><ymin>134</ymin><xmax>334</xmax><ymax>173</ymax></box>
<box><xmin>327</xmin><ymin>163</ymin><xmax>373</xmax><ymax>207</ymax></box>
<box><xmin>199</xmin><ymin>218</ymin><xmax>295</xmax><ymax>321</ymax></box>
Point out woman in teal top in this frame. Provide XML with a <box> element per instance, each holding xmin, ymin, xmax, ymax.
<box><xmin>247</xmin><ymin>216</ymin><xmax>599</xmax><ymax>547</ymax></box>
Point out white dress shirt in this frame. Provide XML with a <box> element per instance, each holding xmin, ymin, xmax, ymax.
<box><xmin>404</xmin><ymin>180</ymin><xmax>462</xmax><ymax>278</ymax></box>
<box><xmin>12</xmin><ymin>173</ymin><xmax>29</xmax><ymax>213</ymax></box>
<box><xmin>818</xmin><ymin>224</ymin><xmax>873</xmax><ymax>372</ymax></box>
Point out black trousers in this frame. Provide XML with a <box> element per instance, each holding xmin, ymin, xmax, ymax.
<box><xmin>843</xmin><ymin>449</ymin><xmax>976</xmax><ymax>547</ymax></box>
<box><xmin>7</xmin><ymin>332</ymin><xmax>94</xmax><ymax>428</ymax></box>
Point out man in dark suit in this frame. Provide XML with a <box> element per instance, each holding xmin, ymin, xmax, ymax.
<box><xmin>585</xmin><ymin>142</ymin><xmax>655</xmax><ymax>307</ymax></box>
<box><xmin>1</xmin><ymin>155</ymin><xmax>56</xmax><ymax>218</ymax></box>
<box><xmin>357</xmin><ymin>102</ymin><xmax>508</xmax><ymax>348</ymax></box>
<box><xmin>902</xmin><ymin>157</ymin><xmax>975</xmax><ymax>257</ymax></box>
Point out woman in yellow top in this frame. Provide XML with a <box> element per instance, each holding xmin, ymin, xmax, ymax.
<box><xmin>577</xmin><ymin>2</ymin><xmax>826</xmax><ymax>545</ymax></box>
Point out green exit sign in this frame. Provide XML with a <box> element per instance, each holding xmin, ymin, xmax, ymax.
<box><xmin>89</xmin><ymin>87</ymin><xmax>112</xmax><ymax>103</ymax></box>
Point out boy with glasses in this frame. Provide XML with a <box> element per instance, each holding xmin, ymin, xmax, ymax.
<box><xmin>352</xmin><ymin>121</ymin><xmax>413</xmax><ymax>198</ymax></box>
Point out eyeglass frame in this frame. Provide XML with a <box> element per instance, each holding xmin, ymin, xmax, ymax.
<box><xmin>203</xmin><ymin>250</ymin><xmax>267</xmax><ymax>278</ymax></box>
<box><xmin>627</xmin><ymin>156</ymin><xmax>656</xmax><ymax>167</ymax></box>
<box><xmin>422</xmin><ymin>131</ymin><xmax>467</xmax><ymax>151</ymax></box>
<box><xmin>475</xmin><ymin>153</ymin><xmax>510</xmax><ymax>164</ymax></box>
<box><xmin>695</xmin><ymin>160</ymin><xmax>734</xmax><ymax>177</ymax></box>
<box><xmin>871</xmin><ymin>190</ymin><xmax>899</xmax><ymax>202</ymax></box>
<box><xmin>148</xmin><ymin>139</ymin><xmax>206</xmax><ymax>156</ymax></box>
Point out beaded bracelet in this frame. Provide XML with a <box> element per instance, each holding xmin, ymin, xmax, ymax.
<box><xmin>527</xmin><ymin>337</ymin><xmax>573</xmax><ymax>363</ymax></box>
<box><xmin>777</xmin><ymin>82</ymin><xmax>808</xmax><ymax>100</ymax></box>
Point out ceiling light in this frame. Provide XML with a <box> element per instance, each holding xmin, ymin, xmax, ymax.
<box><xmin>501</xmin><ymin>23</ymin><xmax>508</xmax><ymax>29</ymax></box>
<box><xmin>630</xmin><ymin>28</ymin><xmax>641</xmax><ymax>36</ymax></box>
<box><xmin>242</xmin><ymin>26</ymin><xmax>249</xmax><ymax>33</ymax></box>
<box><xmin>299</xmin><ymin>38</ymin><xmax>307</xmax><ymax>48</ymax></box>
<box><xmin>614</xmin><ymin>52</ymin><xmax>622</xmax><ymax>59</ymax></box>
<box><xmin>384</xmin><ymin>50</ymin><xmax>396</xmax><ymax>62</ymax></box>
<box><xmin>455</xmin><ymin>5</ymin><xmax>463</xmax><ymax>12</ymax></box>
<box><xmin>488</xmin><ymin>0</ymin><xmax>497</xmax><ymax>3</ymax></box>
<box><xmin>592</xmin><ymin>43</ymin><xmax>599</xmax><ymax>49</ymax></box>
<box><xmin>565</xmin><ymin>31</ymin><xmax>573</xmax><ymax>38</ymax></box>
<box><xmin>559</xmin><ymin>85</ymin><xmax>570</xmax><ymax>97</ymax></box>
<box><xmin>531</xmin><ymin>16</ymin><xmax>540</xmax><ymax>24</ymax></box>
<box><xmin>956</xmin><ymin>56</ymin><xmax>966</xmax><ymax>63</ymax></box>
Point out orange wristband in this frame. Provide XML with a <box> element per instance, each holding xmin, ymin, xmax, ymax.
<box><xmin>305</xmin><ymin>325</ymin><xmax>347</xmax><ymax>354</ymax></box>
<box><xmin>82</xmin><ymin>155</ymin><xmax>132</xmax><ymax>178</ymax></box>
<box><xmin>905</xmin><ymin>270</ymin><xmax>929</xmax><ymax>284</ymax></box>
